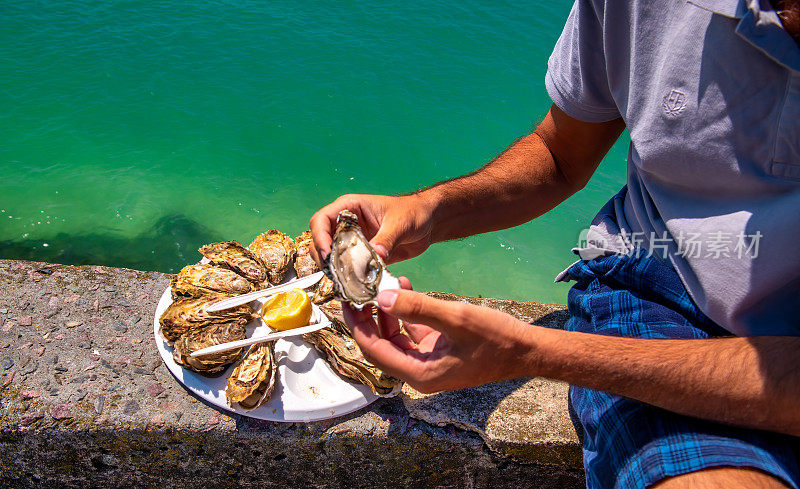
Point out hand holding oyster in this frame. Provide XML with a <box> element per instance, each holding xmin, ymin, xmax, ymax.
<box><xmin>323</xmin><ymin>210</ymin><xmax>401</xmax><ymax>309</ymax></box>
<box><xmin>303</xmin><ymin>300</ymin><xmax>402</xmax><ymax>396</ymax></box>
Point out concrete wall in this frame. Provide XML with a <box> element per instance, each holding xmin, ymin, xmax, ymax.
<box><xmin>0</xmin><ymin>260</ymin><xmax>583</xmax><ymax>488</ymax></box>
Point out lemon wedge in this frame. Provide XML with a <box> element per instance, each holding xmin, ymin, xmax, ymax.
<box><xmin>260</xmin><ymin>288</ymin><xmax>312</xmax><ymax>331</ymax></box>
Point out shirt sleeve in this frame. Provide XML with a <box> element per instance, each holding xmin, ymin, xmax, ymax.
<box><xmin>545</xmin><ymin>0</ymin><xmax>621</xmax><ymax>122</ymax></box>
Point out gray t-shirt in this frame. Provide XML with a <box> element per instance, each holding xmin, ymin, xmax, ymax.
<box><xmin>547</xmin><ymin>0</ymin><xmax>800</xmax><ymax>336</ymax></box>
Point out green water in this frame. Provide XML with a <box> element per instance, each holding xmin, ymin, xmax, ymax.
<box><xmin>0</xmin><ymin>1</ymin><xmax>629</xmax><ymax>303</ymax></box>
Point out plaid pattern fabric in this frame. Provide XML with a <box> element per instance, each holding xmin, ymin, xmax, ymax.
<box><xmin>563</xmin><ymin>249</ymin><xmax>800</xmax><ymax>489</ymax></box>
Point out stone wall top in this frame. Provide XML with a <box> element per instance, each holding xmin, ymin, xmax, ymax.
<box><xmin>0</xmin><ymin>259</ymin><xmax>581</xmax><ymax>488</ymax></box>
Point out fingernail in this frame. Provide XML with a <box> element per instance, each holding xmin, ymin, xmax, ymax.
<box><xmin>372</xmin><ymin>244</ymin><xmax>389</xmax><ymax>260</ymax></box>
<box><xmin>377</xmin><ymin>290</ymin><xmax>398</xmax><ymax>309</ymax></box>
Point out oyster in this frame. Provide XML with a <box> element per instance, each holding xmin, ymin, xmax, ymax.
<box><xmin>226</xmin><ymin>342</ymin><xmax>277</xmax><ymax>410</ymax></box>
<box><xmin>172</xmin><ymin>321</ymin><xmax>247</xmax><ymax>376</ymax></box>
<box><xmin>198</xmin><ymin>241</ymin><xmax>268</xmax><ymax>284</ymax></box>
<box><xmin>248</xmin><ymin>230</ymin><xmax>296</xmax><ymax>285</ymax></box>
<box><xmin>318</xmin><ymin>299</ymin><xmax>346</xmax><ymax>324</ymax></box>
<box><xmin>303</xmin><ymin>300</ymin><xmax>403</xmax><ymax>396</ymax></box>
<box><xmin>159</xmin><ymin>294</ymin><xmax>256</xmax><ymax>343</ymax></box>
<box><xmin>311</xmin><ymin>275</ymin><xmax>336</xmax><ymax>304</ymax></box>
<box><xmin>324</xmin><ymin>210</ymin><xmax>400</xmax><ymax>308</ymax></box>
<box><xmin>293</xmin><ymin>230</ymin><xmax>319</xmax><ymax>278</ymax></box>
<box><xmin>170</xmin><ymin>263</ymin><xmax>255</xmax><ymax>299</ymax></box>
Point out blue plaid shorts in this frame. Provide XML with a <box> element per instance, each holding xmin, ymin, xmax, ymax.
<box><xmin>563</xmin><ymin>248</ymin><xmax>800</xmax><ymax>488</ymax></box>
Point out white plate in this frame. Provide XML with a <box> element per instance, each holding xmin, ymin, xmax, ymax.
<box><xmin>153</xmin><ymin>279</ymin><xmax>380</xmax><ymax>422</ymax></box>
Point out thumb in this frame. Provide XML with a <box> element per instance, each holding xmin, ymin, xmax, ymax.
<box><xmin>376</xmin><ymin>289</ymin><xmax>463</xmax><ymax>333</ymax></box>
<box><xmin>369</xmin><ymin>223</ymin><xmax>402</xmax><ymax>261</ymax></box>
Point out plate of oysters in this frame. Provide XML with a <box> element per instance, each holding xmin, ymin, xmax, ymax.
<box><xmin>154</xmin><ymin>210</ymin><xmax>404</xmax><ymax>422</ymax></box>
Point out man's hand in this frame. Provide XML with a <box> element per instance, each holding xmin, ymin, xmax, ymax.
<box><xmin>345</xmin><ymin>282</ymin><xmax>800</xmax><ymax>436</ymax></box>
<box><xmin>309</xmin><ymin>193</ymin><xmax>435</xmax><ymax>266</ymax></box>
<box><xmin>309</xmin><ymin>105</ymin><xmax>625</xmax><ymax>269</ymax></box>
<box><xmin>342</xmin><ymin>278</ymin><xmax>533</xmax><ymax>393</ymax></box>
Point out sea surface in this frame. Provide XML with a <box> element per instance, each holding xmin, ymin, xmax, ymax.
<box><xmin>0</xmin><ymin>1</ymin><xmax>629</xmax><ymax>304</ymax></box>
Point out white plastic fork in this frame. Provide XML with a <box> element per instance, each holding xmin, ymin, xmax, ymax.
<box><xmin>190</xmin><ymin>311</ymin><xmax>330</xmax><ymax>357</ymax></box>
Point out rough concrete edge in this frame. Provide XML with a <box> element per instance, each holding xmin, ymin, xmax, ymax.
<box><xmin>0</xmin><ymin>258</ymin><xmax>579</xmax><ymax>470</ymax></box>
<box><xmin>409</xmin><ymin>292</ymin><xmax>578</xmax><ymax>466</ymax></box>
<box><xmin>400</xmin><ymin>389</ymin><xmax>581</xmax><ymax>467</ymax></box>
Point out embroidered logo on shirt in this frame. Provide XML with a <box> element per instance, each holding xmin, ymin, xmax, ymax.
<box><xmin>662</xmin><ymin>90</ymin><xmax>687</xmax><ymax>117</ymax></box>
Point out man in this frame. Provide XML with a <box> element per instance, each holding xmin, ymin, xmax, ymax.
<box><xmin>310</xmin><ymin>0</ymin><xmax>800</xmax><ymax>487</ymax></box>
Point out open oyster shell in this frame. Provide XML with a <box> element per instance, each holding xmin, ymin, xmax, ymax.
<box><xmin>198</xmin><ymin>241</ymin><xmax>268</xmax><ymax>284</ymax></box>
<box><xmin>170</xmin><ymin>263</ymin><xmax>254</xmax><ymax>299</ymax></box>
<box><xmin>303</xmin><ymin>300</ymin><xmax>403</xmax><ymax>397</ymax></box>
<box><xmin>293</xmin><ymin>230</ymin><xmax>319</xmax><ymax>278</ymax></box>
<box><xmin>172</xmin><ymin>321</ymin><xmax>247</xmax><ymax>376</ymax></box>
<box><xmin>226</xmin><ymin>342</ymin><xmax>277</xmax><ymax>410</ymax></box>
<box><xmin>324</xmin><ymin>210</ymin><xmax>400</xmax><ymax>309</ymax></box>
<box><xmin>248</xmin><ymin>230</ymin><xmax>296</xmax><ymax>285</ymax></box>
<box><xmin>159</xmin><ymin>294</ymin><xmax>256</xmax><ymax>343</ymax></box>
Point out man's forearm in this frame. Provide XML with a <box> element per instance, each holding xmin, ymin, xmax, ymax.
<box><xmin>414</xmin><ymin>105</ymin><xmax>625</xmax><ymax>244</ymax></box>
<box><xmin>417</xmin><ymin>131</ymin><xmax>575</xmax><ymax>243</ymax></box>
<box><xmin>523</xmin><ymin>328</ymin><xmax>800</xmax><ymax>436</ymax></box>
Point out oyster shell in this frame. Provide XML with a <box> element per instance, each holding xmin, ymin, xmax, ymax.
<box><xmin>324</xmin><ymin>210</ymin><xmax>400</xmax><ymax>309</ymax></box>
<box><xmin>172</xmin><ymin>321</ymin><xmax>247</xmax><ymax>376</ymax></box>
<box><xmin>170</xmin><ymin>263</ymin><xmax>255</xmax><ymax>299</ymax></box>
<box><xmin>303</xmin><ymin>300</ymin><xmax>403</xmax><ymax>396</ymax></box>
<box><xmin>159</xmin><ymin>294</ymin><xmax>256</xmax><ymax>343</ymax></box>
<box><xmin>311</xmin><ymin>275</ymin><xmax>336</xmax><ymax>304</ymax></box>
<box><xmin>226</xmin><ymin>342</ymin><xmax>277</xmax><ymax>410</ymax></box>
<box><xmin>248</xmin><ymin>230</ymin><xmax>296</xmax><ymax>285</ymax></box>
<box><xmin>293</xmin><ymin>230</ymin><xmax>319</xmax><ymax>278</ymax></box>
<box><xmin>317</xmin><ymin>299</ymin><xmax>346</xmax><ymax>325</ymax></box>
<box><xmin>198</xmin><ymin>241</ymin><xmax>268</xmax><ymax>284</ymax></box>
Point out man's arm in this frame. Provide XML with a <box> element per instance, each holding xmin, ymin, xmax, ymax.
<box><xmin>347</xmin><ymin>289</ymin><xmax>800</xmax><ymax>437</ymax></box>
<box><xmin>418</xmin><ymin>104</ymin><xmax>625</xmax><ymax>243</ymax></box>
<box><xmin>309</xmin><ymin>104</ymin><xmax>624</xmax><ymax>264</ymax></box>
<box><xmin>530</xmin><ymin>329</ymin><xmax>800</xmax><ymax>437</ymax></box>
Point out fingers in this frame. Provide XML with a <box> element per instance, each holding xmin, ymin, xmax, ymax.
<box><xmin>369</xmin><ymin>220</ymin><xmax>402</xmax><ymax>262</ymax></box>
<box><xmin>350</xmin><ymin>327</ymin><xmax>420</xmax><ymax>380</ymax></box>
<box><xmin>309</xmin><ymin>207</ymin><xmax>337</xmax><ymax>265</ymax></box>
<box><xmin>372</xmin><ymin>244</ymin><xmax>389</xmax><ymax>261</ymax></box>
<box><xmin>309</xmin><ymin>194</ymin><xmax>383</xmax><ymax>266</ymax></box>
<box><xmin>309</xmin><ymin>195</ymin><xmax>361</xmax><ymax>264</ymax></box>
<box><xmin>376</xmin><ymin>279</ymin><xmax>457</xmax><ymax>341</ymax></box>
<box><xmin>310</xmin><ymin>193</ymin><xmax>425</xmax><ymax>268</ymax></box>
<box><xmin>376</xmin><ymin>289</ymin><xmax>465</xmax><ymax>334</ymax></box>
<box><xmin>381</xmin><ymin>276</ymin><xmax>436</xmax><ymax>343</ymax></box>
<box><xmin>403</xmin><ymin>321</ymin><xmax>438</xmax><ymax>345</ymax></box>
<box><xmin>344</xmin><ymin>303</ymin><xmax>430</xmax><ymax>380</ymax></box>
<box><xmin>375</xmin><ymin>307</ymin><xmax>399</xmax><ymax>339</ymax></box>
<box><xmin>398</xmin><ymin>276</ymin><xmax>412</xmax><ymax>290</ymax></box>
<box><xmin>378</xmin><ymin>309</ymin><xmax>417</xmax><ymax>350</ymax></box>
<box><xmin>342</xmin><ymin>302</ymin><xmax>379</xmax><ymax>336</ymax></box>
<box><xmin>339</xmin><ymin>301</ymin><xmax>411</xmax><ymax>348</ymax></box>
